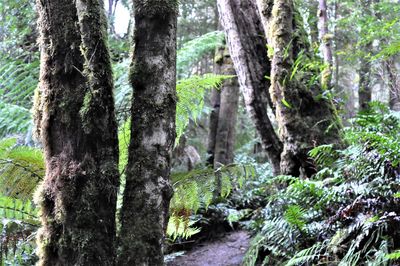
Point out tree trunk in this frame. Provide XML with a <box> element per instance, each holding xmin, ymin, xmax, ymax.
<box><xmin>257</xmin><ymin>0</ymin><xmax>342</xmax><ymax>177</ymax></box>
<box><xmin>217</xmin><ymin>0</ymin><xmax>283</xmax><ymax>175</ymax></box>
<box><xmin>207</xmin><ymin>47</ymin><xmax>223</xmax><ymax>166</ymax></box>
<box><xmin>358</xmin><ymin>43</ymin><xmax>373</xmax><ymax>111</ymax></box>
<box><xmin>358</xmin><ymin>0</ymin><xmax>373</xmax><ymax>111</ymax></box>
<box><xmin>214</xmin><ymin>47</ymin><xmax>240</xmax><ymax>167</ymax></box>
<box><xmin>386</xmin><ymin>58</ymin><xmax>400</xmax><ymax>111</ymax></box>
<box><xmin>318</xmin><ymin>0</ymin><xmax>334</xmax><ymax>89</ymax></box>
<box><xmin>117</xmin><ymin>1</ymin><xmax>178</xmax><ymax>265</ymax></box>
<box><xmin>34</xmin><ymin>0</ymin><xmax>119</xmax><ymax>265</ymax></box>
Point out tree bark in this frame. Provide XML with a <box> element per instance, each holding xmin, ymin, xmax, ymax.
<box><xmin>217</xmin><ymin>0</ymin><xmax>283</xmax><ymax>175</ymax></box>
<box><xmin>34</xmin><ymin>0</ymin><xmax>119</xmax><ymax>265</ymax></box>
<box><xmin>257</xmin><ymin>0</ymin><xmax>342</xmax><ymax>176</ymax></box>
<box><xmin>386</xmin><ymin>58</ymin><xmax>400</xmax><ymax>111</ymax></box>
<box><xmin>318</xmin><ymin>0</ymin><xmax>334</xmax><ymax>89</ymax></box>
<box><xmin>207</xmin><ymin>47</ymin><xmax>223</xmax><ymax>166</ymax></box>
<box><xmin>358</xmin><ymin>0</ymin><xmax>373</xmax><ymax>111</ymax></box>
<box><xmin>214</xmin><ymin>47</ymin><xmax>240</xmax><ymax>167</ymax></box>
<box><xmin>117</xmin><ymin>1</ymin><xmax>178</xmax><ymax>265</ymax></box>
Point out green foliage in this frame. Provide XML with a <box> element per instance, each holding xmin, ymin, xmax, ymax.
<box><xmin>284</xmin><ymin>205</ymin><xmax>306</xmax><ymax>231</ymax></box>
<box><xmin>245</xmin><ymin>103</ymin><xmax>400</xmax><ymax>265</ymax></box>
<box><xmin>0</xmin><ymin>57</ymin><xmax>39</xmax><ymax>137</ymax></box>
<box><xmin>168</xmin><ymin>163</ymin><xmax>255</xmax><ymax>240</ymax></box>
<box><xmin>176</xmin><ymin>74</ymin><xmax>233</xmax><ymax>143</ymax></box>
<box><xmin>0</xmin><ymin>138</ymin><xmax>43</xmax><ymax>201</ymax></box>
<box><xmin>177</xmin><ymin>31</ymin><xmax>225</xmax><ymax>78</ymax></box>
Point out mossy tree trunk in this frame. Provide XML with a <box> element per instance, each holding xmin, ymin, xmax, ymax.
<box><xmin>207</xmin><ymin>46</ymin><xmax>223</xmax><ymax>166</ymax></box>
<box><xmin>318</xmin><ymin>0</ymin><xmax>333</xmax><ymax>89</ymax></box>
<box><xmin>358</xmin><ymin>0</ymin><xmax>373</xmax><ymax>111</ymax></box>
<box><xmin>117</xmin><ymin>1</ymin><xmax>178</xmax><ymax>265</ymax></box>
<box><xmin>217</xmin><ymin>0</ymin><xmax>283</xmax><ymax>175</ymax></box>
<box><xmin>34</xmin><ymin>0</ymin><xmax>119</xmax><ymax>265</ymax></box>
<box><xmin>207</xmin><ymin>46</ymin><xmax>239</xmax><ymax>168</ymax></box>
<box><xmin>213</xmin><ymin>47</ymin><xmax>240</xmax><ymax>167</ymax></box>
<box><xmin>257</xmin><ymin>0</ymin><xmax>341</xmax><ymax>177</ymax></box>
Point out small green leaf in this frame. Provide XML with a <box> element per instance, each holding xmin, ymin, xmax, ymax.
<box><xmin>282</xmin><ymin>98</ymin><xmax>292</xmax><ymax>109</ymax></box>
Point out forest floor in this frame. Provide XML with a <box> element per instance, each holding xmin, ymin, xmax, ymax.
<box><xmin>166</xmin><ymin>230</ymin><xmax>251</xmax><ymax>266</ymax></box>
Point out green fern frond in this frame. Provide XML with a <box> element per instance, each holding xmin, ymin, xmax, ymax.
<box><xmin>284</xmin><ymin>205</ymin><xmax>307</xmax><ymax>231</ymax></box>
<box><xmin>177</xmin><ymin>31</ymin><xmax>225</xmax><ymax>78</ymax></box>
<box><xmin>0</xmin><ymin>138</ymin><xmax>44</xmax><ymax>200</ymax></box>
<box><xmin>176</xmin><ymin>74</ymin><xmax>233</xmax><ymax>143</ymax></box>
<box><xmin>0</xmin><ymin>196</ymin><xmax>39</xmax><ymax>226</ymax></box>
<box><xmin>285</xmin><ymin>241</ymin><xmax>327</xmax><ymax>266</ymax></box>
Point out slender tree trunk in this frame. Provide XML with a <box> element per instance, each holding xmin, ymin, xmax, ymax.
<box><xmin>34</xmin><ymin>0</ymin><xmax>119</xmax><ymax>265</ymax></box>
<box><xmin>118</xmin><ymin>1</ymin><xmax>178</xmax><ymax>265</ymax></box>
<box><xmin>214</xmin><ymin>47</ymin><xmax>240</xmax><ymax>167</ymax></box>
<box><xmin>358</xmin><ymin>43</ymin><xmax>373</xmax><ymax>111</ymax></box>
<box><xmin>318</xmin><ymin>0</ymin><xmax>334</xmax><ymax>89</ymax></box>
<box><xmin>308</xmin><ymin>0</ymin><xmax>320</xmax><ymax>45</ymax></box>
<box><xmin>207</xmin><ymin>47</ymin><xmax>223</xmax><ymax>166</ymax></box>
<box><xmin>217</xmin><ymin>0</ymin><xmax>283</xmax><ymax>175</ymax></box>
<box><xmin>358</xmin><ymin>0</ymin><xmax>373</xmax><ymax>111</ymax></box>
<box><xmin>257</xmin><ymin>0</ymin><xmax>341</xmax><ymax>177</ymax></box>
<box><xmin>386</xmin><ymin>58</ymin><xmax>400</xmax><ymax>111</ymax></box>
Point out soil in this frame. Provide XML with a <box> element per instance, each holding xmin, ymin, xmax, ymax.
<box><xmin>166</xmin><ymin>230</ymin><xmax>251</xmax><ymax>266</ymax></box>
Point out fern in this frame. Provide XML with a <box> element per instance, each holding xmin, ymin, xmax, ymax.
<box><xmin>177</xmin><ymin>31</ymin><xmax>225</xmax><ymax>78</ymax></box>
<box><xmin>0</xmin><ymin>56</ymin><xmax>38</xmax><ymax>137</ymax></box>
<box><xmin>0</xmin><ymin>138</ymin><xmax>44</xmax><ymax>201</ymax></box>
<box><xmin>285</xmin><ymin>241</ymin><xmax>327</xmax><ymax>266</ymax></box>
<box><xmin>284</xmin><ymin>205</ymin><xmax>306</xmax><ymax>231</ymax></box>
<box><xmin>176</xmin><ymin>74</ymin><xmax>233</xmax><ymax>143</ymax></box>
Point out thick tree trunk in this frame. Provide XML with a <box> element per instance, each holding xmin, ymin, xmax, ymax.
<box><xmin>308</xmin><ymin>0</ymin><xmax>320</xmax><ymax>45</ymax></box>
<box><xmin>386</xmin><ymin>58</ymin><xmax>400</xmax><ymax>111</ymax></box>
<box><xmin>217</xmin><ymin>0</ymin><xmax>283</xmax><ymax>175</ymax></box>
<box><xmin>214</xmin><ymin>47</ymin><xmax>240</xmax><ymax>167</ymax></box>
<box><xmin>257</xmin><ymin>0</ymin><xmax>341</xmax><ymax>176</ymax></box>
<box><xmin>117</xmin><ymin>1</ymin><xmax>178</xmax><ymax>265</ymax></box>
<box><xmin>34</xmin><ymin>0</ymin><xmax>119</xmax><ymax>265</ymax></box>
<box><xmin>318</xmin><ymin>0</ymin><xmax>333</xmax><ymax>89</ymax></box>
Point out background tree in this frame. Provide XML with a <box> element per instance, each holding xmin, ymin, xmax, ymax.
<box><xmin>34</xmin><ymin>0</ymin><xmax>119</xmax><ymax>264</ymax></box>
<box><xmin>217</xmin><ymin>0</ymin><xmax>283</xmax><ymax>175</ymax></box>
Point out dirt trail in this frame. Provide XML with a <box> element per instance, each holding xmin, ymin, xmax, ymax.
<box><xmin>167</xmin><ymin>231</ymin><xmax>251</xmax><ymax>266</ymax></box>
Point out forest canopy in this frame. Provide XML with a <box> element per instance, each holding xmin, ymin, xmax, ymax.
<box><xmin>0</xmin><ymin>0</ymin><xmax>400</xmax><ymax>265</ymax></box>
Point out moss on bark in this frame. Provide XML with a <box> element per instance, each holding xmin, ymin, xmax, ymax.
<box><xmin>34</xmin><ymin>0</ymin><xmax>119</xmax><ymax>264</ymax></box>
<box><xmin>117</xmin><ymin>1</ymin><xmax>177</xmax><ymax>265</ymax></box>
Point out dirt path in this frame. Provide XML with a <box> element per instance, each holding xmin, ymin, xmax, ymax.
<box><xmin>166</xmin><ymin>231</ymin><xmax>251</xmax><ymax>266</ymax></box>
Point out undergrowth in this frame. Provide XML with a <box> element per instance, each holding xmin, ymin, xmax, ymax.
<box><xmin>243</xmin><ymin>102</ymin><xmax>400</xmax><ymax>265</ymax></box>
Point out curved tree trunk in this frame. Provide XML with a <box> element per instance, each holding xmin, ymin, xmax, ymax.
<box><xmin>117</xmin><ymin>1</ymin><xmax>178</xmax><ymax>265</ymax></box>
<box><xmin>257</xmin><ymin>0</ymin><xmax>341</xmax><ymax>176</ymax></box>
<box><xmin>34</xmin><ymin>0</ymin><xmax>119</xmax><ymax>264</ymax></box>
<box><xmin>217</xmin><ymin>0</ymin><xmax>283</xmax><ymax>175</ymax></box>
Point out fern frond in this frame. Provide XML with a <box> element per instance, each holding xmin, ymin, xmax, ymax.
<box><xmin>0</xmin><ymin>138</ymin><xmax>44</xmax><ymax>200</ymax></box>
<box><xmin>177</xmin><ymin>31</ymin><xmax>225</xmax><ymax>78</ymax></box>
